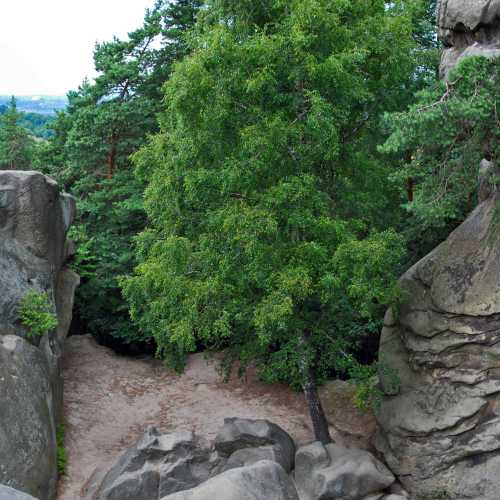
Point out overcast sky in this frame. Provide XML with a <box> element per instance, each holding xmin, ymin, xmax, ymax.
<box><xmin>0</xmin><ymin>0</ymin><xmax>155</xmax><ymax>96</ymax></box>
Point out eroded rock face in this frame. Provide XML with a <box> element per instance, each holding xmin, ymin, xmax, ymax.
<box><xmin>439</xmin><ymin>0</ymin><xmax>500</xmax><ymax>78</ymax></box>
<box><xmin>375</xmin><ymin>191</ymin><xmax>500</xmax><ymax>498</ymax></box>
<box><xmin>84</xmin><ymin>428</ymin><xmax>220</xmax><ymax>500</ymax></box>
<box><xmin>214</xmin><ymin>418</ymin><xmax>296</xmax><ymax>473</ymax></box>
<box><xmin>161</xmin><ymin>461</ymin><xmax>299</xmax><ymax>500</ymax></box>
<box><xmin>0</xmin><ymin>171</ymin><xmax>79</xmax><ymax>500</ymax></box>
<box><xmin>87</xmin><ymin>419</ymin><xmax>297</xmax><ymax>500</ymax></box>
<box><xmin>375</xmin><ymin>5</ymin><xmax>500</xmax><ymax>497</ymax></box>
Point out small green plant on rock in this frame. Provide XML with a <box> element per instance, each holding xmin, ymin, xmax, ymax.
<box><xmin>18</xmin><ymin>289</ymin><xmax>58</xmax><ymax>339</ymax></box>
<box><xmin>56</xmin><ymin>424</ymin><xmax>68</xmax><ymax>475</ymax></box>
<box><xmin>431</xmin><ymin>491</ymin><xmax>452</xmax><ymax>500</ymax></box>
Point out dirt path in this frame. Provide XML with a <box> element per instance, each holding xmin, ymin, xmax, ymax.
<box><xmin>57</xmin><ymin>335</ymin><xmax>316</xmax><ymax>499</ymax></box>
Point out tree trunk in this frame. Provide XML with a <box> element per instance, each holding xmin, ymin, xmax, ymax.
<box><xmin>406</xmin><ymin>178</ymin><xmax>414</xmax><ymax>202</ymax></box>
<box><xmin>301</xmin><ymin>331</ymin><xmax>333</xmax><ymax>445</ymax></box>
<box><xmin>106</xmin><ymin>130</ymin><xmax>118</xmax><ymax>179</ymax></box>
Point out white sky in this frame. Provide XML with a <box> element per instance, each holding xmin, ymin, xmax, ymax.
<box><xmin>0</xmin><ymin>0</ymin><xmax>156</xmax><ymax>96</ymax></box>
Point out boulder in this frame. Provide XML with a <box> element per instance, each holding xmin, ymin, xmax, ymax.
<box><xmin>222</xmin><ymin>445</ymin><xmax>292</xmax><ymax>473</ymax></box>
<box><xmin>0</xmin><ymin>171</ymin><xmax>78</xmax><ymax>499</ymax></box>
<box><xmin>161</xmin><ymin>460</ymin><xmax>300</xmax><ymax>500</ymax></box>
<box><xmin>294</xmin><ymin>442</ymin><xmax>394</xmax><ymax>500</ymax></box>
<box><xmin>0</xmin><ymin>485</ymin><xmax>38</xmax><ymax>500</ymax></box>
<box><xmin>319</xmin><ymin>380</ymin><xmax>377</xmax><ymax>450</ymax></box>
<box><xmin>215</xmin><ymin>418</ymin><xmax>296</xmax><ymax>472</ymax></box>
<box><xmin>87</xmin><ymin>419</ymin><xmax>298</xmax><ymax>499</ymax></box>
<box><xmin>438</xmin><ymin>0</ymin><xmax>500</xmax><ymax>78</ymax></box>
<box><xmin>84</xmin><ymin>427</ymin><xmax>219</xmax><ymax>500</ymax></box>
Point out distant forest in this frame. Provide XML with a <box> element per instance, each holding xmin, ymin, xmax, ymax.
<box><xmin>0</xmin><ymin>96</ymin><xmax>67</xmax><ymax>139</ymax></box>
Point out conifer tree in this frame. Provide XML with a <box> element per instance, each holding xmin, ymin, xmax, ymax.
<box><xmin>42</xmin><ymin>0</ymin><xmax>203</xmax><ymax>344</ymax></box>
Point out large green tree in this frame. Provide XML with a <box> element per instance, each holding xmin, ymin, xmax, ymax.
<box><xmin>0</xmin><ymin>97</ymin><xmax>36</xmax><ymax>170</ymax></box>
<box><xmin>42</xmin><ymin>0</ymin><xmax>203</xmax><ymax>344</ymax></box>
<box><xmin>123</xmin><ymin>0</ymin><xmax>426</xmax><ymax>442</ymax></box>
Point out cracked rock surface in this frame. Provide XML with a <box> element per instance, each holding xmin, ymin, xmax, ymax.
<box><xmin>0</xmin><ymin>171</ymin><xmax>79</xmax><ymax>500</ymax></box>
<box><xmin>376</xmin><ymin>5</ymin><xmax>500</xmax><ymax>497</ymax></box>
<box><xmin>375</xmin><ymin>190</ymin><xmax>500</xmax><ymax>499</ymax></box>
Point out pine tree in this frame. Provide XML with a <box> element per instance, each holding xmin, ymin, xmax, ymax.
<box><xmin>42</xmin><ymin>0</ymin><xmax>203</xmax><ymax>344</ymax></box>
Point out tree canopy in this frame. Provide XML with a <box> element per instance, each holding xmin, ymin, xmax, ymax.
<box><xmin>31</xmin><ymin>0</ymin><xmax>471</xmax><ymax>440</ymax></box>
<box><xmin>122</xmin><ymin>0</ymin><xmax>434</xmax><ymax>440</ymax></box>
<box><xmin>382</xmin><ymin>56</ymin><xmax>499</xmax><ymax>230</ymax></box>
<box><xmin>41</xmin><ymin>0</ymin><xmax>203</xmax><ymax>345</ymax></box>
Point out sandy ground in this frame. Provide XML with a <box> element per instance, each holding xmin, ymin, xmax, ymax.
<box><xmin>57</xmin><ymin>334</ymin><xmax>375</xmax><ymax>499</ymax></box>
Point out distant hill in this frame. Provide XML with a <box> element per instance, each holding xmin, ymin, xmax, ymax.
<box><xmin>0</xmin><ymin>96</ymin><xmax>67</xmax><ymax>116</ymax></box>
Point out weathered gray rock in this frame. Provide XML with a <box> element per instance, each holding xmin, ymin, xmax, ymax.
<box><xmin>161</xmin><ymin>461</ymin><xmax>300</xmax><ymax>500</ymax></box>
<box><xmin>0</xmin><ymin>171</ymin><xmax>78</xmax><ymax>500</ymax></box>
<box><xmin>438</xmin><ymin>0</ymin><xmax>500</xmax><ymax>78</ymax></box>
<box><xmin>84</xmin><ymin>427</ymin><xmax>219</xmax><ymax>500</ymax></box>
<box><xmin>215</xmin><ymin>418</ymin><xmax>296</xmax><ymax>472</ymax></box>
<box><xmin>377</xmin><ymin>7</ymin><xmax>500</xmax><ymax>490</ymax></box>
<box><xmin>360</xmin><ymin>494</ymin><xmax>384</xmax><ymax>500</ymax></box>
<box><xmin>294</xmin><ymin>442</ymin><xmax>394</xmax><ymax>500</ymax></box>
<box><xmin>0</xmin><ymin>485</ymin><xmax>38</xmax><ymax>500</ymax></box>
<box><xmin>375</xmin><ymin>190</ymin><xmax>500</xmax><ymax>498</ymax></box>
<box><xmin>319</xmin><ymin>379</ymin><xmax>377</xmax><ymax>450</ymax></box>
<box><xmin>223</xmin><ymin>445</ymin><xmax>292</xmax><ymax>473</ymax></box>
<box><xmin>88</xmin><ymin>419</ymin><xmax>299</xmax><ymax>499</ymax></box>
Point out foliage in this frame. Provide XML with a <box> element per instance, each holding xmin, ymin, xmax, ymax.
<box><xmin>42</xmin><ymin>0</ymin><xmax>203</xmax><ymax>344</ymax></box>
<box><xmin>56</xmin><ymin>424</ymin><xmax>68</xmax><ymax>476</ymax></box>
<box><xmin>381</xmin><ymin>56</ymin><xmax>500</xmax><ymax>232</ymax></box>
<box><xmin>123</xmin><ymin>0</ymin><xmax>422</xmax><ymax>390</ymax></box>
<box><xmin>18</xmin><ymin>290</ymin><xmax>58</xmax><ymax>339</ymax></box>
<box><xmin>0</xmin><ymin>106</ymin><xmax>54</xmax><ymax>139</ymax></box>
<box><xmin>0</xmin><ymin>97</ymin><xmax>36</xmax><ymax>170</ymax></box>
<box><xmin>19</xmin><ymin>112</ymin><xmax>55</xmax><ymax>139</ymax></box>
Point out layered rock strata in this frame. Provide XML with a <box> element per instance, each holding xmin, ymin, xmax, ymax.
<box><xmin>0</xmin><ymin>171</ymin><xmax>79</xmax><ymax>500</ymax></box>
<box><xmin>375</xmin><ymin>190</ymin><xmax>500</xmax><ymax>498</ymax></box>
<box><xmin>375</xmin><ymin>5</ymin><xmax>500</xmax><ymax>492</ymax></box>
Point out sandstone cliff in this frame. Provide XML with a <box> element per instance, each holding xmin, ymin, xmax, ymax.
<box><xmin>376</xmin><ymin>2</ymin><xmax>500</xmax><ymax>497</ymax></box>
<box><xmin>0</xmin><ymin>171</ymin><xmax>79</xmax><ymax>500</ymax></box>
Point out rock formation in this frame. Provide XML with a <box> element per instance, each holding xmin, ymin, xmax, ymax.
<box><xmin>84</xmin><ymin>419</ymin><xmax>298</xmax><ymax>500</ymax></box>
<box><xmin>0</xmin><ymin>171</ymin><xmax>79</xmax><ymax>500</ymax></box>
<box><xmin>375</xmin><ymin>4</ymin><xmax>500</xmax><ymax>496</ymax></box>
<box><xmin>162</xmin><ymin>461</ymin><xmax>299</xmax><ymax>500</ymax></box>
<box><xmin>439</xmin><ymin>0</ymin><xmax>500</xmax><ymax>79</ymax></box>
<box><xmin>86</xmin><ymin>418</ymin><xmax>397</xmax><ymax>500</ymax></box>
